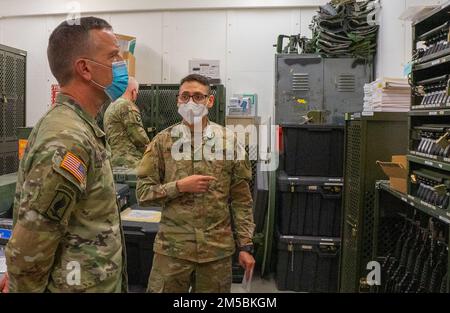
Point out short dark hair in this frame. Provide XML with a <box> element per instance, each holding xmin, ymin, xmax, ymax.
<box><xmin>180</xmin><ymin>74</ymin><xmax>211</xmax><ymax>94</ymax></box>
<box><xmin>47</xmin><ymin>16</ymin><xmax>112</xmax><ymax>86</ymax></box>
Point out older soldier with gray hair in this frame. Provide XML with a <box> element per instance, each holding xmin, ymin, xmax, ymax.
<box><xmin>2</xmin><ymin>16</ymin><xmax>128</xmax><ymax>293</ymax></box>
<box><xmin>103</xmin><ymin>76</ymin><xmax>150</xmax><ymax>168</ymax></box>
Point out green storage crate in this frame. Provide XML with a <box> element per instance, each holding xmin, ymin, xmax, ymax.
<box><xmin>113</xmin><ymin>167</ymin><xmax>137</xmax><ymax>206</ymax></box>
<box><xmin>340</xmin><ymin>112</ymin><xmax>408</xmax><ymax>293</ymax></box>
<box><xmin>0</xmin><ymin>172</ymin><xmax>17</xmax><ymax>217</ymax></box>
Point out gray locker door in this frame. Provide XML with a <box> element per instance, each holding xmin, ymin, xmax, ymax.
<box><xmin>323</xmin><ymin>58</ymin><xmax>373</xmax><ymax>125</ymax></box>
<box><xmin>275</xmin><ymin>54</ymin><xmax>323</xmax><ymax>124</ymax></box>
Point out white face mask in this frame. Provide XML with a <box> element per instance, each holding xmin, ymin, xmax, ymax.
<box><xmin>178</xmin><ymin>101</ymin><xmax>208</xmax><ymax>125</ymax></box>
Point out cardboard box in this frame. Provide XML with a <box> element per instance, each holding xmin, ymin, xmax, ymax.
<box><xmin>226</xmin><ymin>116</ymin><xmax>261</xmax><ymax>128</ymax></box>
<box><xmin>122</xmin><ymin>51</ymin><xmax>136</xmax><ymax>77</ymax></box>
<box><xmin>115</xmin><ymin>33</ymin><xmax>136</xmax><ymax>55</ymax></box>
<box><xmin>377</xmin><ymin>155</ymin><xmax>408</xmax><ymax>194</ymax></box>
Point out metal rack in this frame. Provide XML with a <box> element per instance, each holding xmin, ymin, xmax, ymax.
<box><xmin>339</xmin><ymin>112</ymin><xmax>408</xmax><ymax>293</ymax></box>
<box><xmin>372</xmin><ymin>181</ymin><xmax>449</xmax><ymax>293</ymax></box>
<box><xmin>0</xmin><ymin>44</ymin><xmax>26</xmax><ymax>176</ymax></box>
<box><xmin>368</xmin><ymin>2</ymin><xmax>450</xmax><ymax>293</ymax></box>
<box><xmin>135</xmin><ymin>84</ymin><xmax>226</xmax><ymax>139</ymax></box>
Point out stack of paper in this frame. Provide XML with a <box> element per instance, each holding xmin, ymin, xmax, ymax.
<box><xmin>120</xmin><ymin>208</ymin><xmax>161</xmax><ymax>223</ymax></box>
<box><xmin>363</xmin><ymin>78</ymin><xmax>411</xmax><ymax>113</ymax></box>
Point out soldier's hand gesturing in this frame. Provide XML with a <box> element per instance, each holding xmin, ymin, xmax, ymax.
<box><xmin>176</xmin><ymin>175</ymin><xmax>218</xmax><ymax>193</ymax></box>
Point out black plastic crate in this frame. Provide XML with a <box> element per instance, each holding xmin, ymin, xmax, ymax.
<box><xmin>281</xmin><ymin>124</ymin><xmax>344</xmax><ymax>177</ymax></box>
<box><xmin>122</xmin><ymin>205</ymin><xmax>160</xmax><ymax>287</ymax></box>
<box><xmin>113</xmin><ymin>168</ymin><xmax>138</xmax><ymax>206</ymax></box>
<box><xmin>276</xmin><ymin>235</ymin><xmax>340</xmax><ymax>292</ymax></box>
<box><xmin>277</xmin><ymin>172</ymin><xmax>343</xmax><ymax>237</ymax></box>
<box><xmin>115</xmin><ymin>183</ymin><xmax>130</xmax><ymax>211</ymax></box>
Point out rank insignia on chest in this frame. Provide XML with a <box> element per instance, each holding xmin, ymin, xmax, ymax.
<box><xmin>60</xmin><ymin>152</ymin><xmax>87</xmax><ymax>183</ymax></box>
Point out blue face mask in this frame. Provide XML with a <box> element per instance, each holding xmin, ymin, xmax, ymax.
<box><xmin>88</xmin><ymin>60</ymin><xmax>129</xmax><ymax>102</ymax></box>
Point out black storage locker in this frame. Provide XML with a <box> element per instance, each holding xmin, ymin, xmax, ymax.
<box><xmin>276</xmin><ymin>235</ymin><xmax>340</xmax><ymax>292</ymax></box>
<box><xmin>281</xmin><ymin>124</ymin><xmax>344</xmax><ymax>177</ymax></box>
<box><xmin>122</xmin><ymin>204</ymin><xmax>160</xmax><ymax>287</ymax></box>
<box><xmin>277</xmin><ymin>172</ymin><xmax>343</xmax><ymax>237</ymax></box>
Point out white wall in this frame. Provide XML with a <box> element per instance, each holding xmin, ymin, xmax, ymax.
<box><xmin>0</xmin><ymin>0</ymin><xmax>326</xmax><ymax>17</ymax></box>
<box><xmin>0</xmin><ymin>6</ymin><xmax>317</xmax><ymax>126</ymax></box>
<box><xmin>0</xmin><ymin>0</ymin><xmax>445</xmax><ymax>126</ymax></box>
<box><xmin>376</xmin><ymin>0</ymin><xmax>443</xmax><ymax>78</ymax></box>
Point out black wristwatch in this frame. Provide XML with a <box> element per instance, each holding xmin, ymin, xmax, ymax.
<box><xmin>239</xmin><ymin>245</ymin><xmax>254</xmax><ymax>255</ymax></box>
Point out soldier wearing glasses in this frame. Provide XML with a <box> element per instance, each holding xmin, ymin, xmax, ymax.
<box><xmin>136</xmin><ymin>74</ymin><xmax>255</xmax><ymax>293</ymax></box>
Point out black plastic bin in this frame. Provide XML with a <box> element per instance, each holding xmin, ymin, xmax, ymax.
<box><xmin>281</xmin><ymin>124</ymin><xmax>344</xmax><ymax>177</ymax></box>
<box><xmin>122</xmin><ymin>204</ymin><xmax>160</xmax><ymax>287</ymax></box>
<box><xmin>277</xmin><ymin>172</ymin><xmax>342</xmax><ymax>237</ymax></box>
<box><xmin>115</xmin><ymin>183</ymin><xmax>130</xmax><ymax>211</ymax></box>
<box><xmin>276</xmin><ymin>235</ymin><xmax>340</xmax><ymax>292</ymax></box>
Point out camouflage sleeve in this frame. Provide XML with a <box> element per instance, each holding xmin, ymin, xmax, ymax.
<box><xmin>123</xmin><ymin>106</ymin><xmax>150</xmax><ymax>153</ymax></box>
<box><xmin>136</xmin><ymin>135</ymin><xmax>180</xmax><ymax>207</ymax></box>
<box><xmin>230</xmin><ymin>143</ymin><xmax>255</xmax><ymax>248</ymax></box>
<box><xmin>6</xmin><ymin>143</ymin><xmax>89</xmax><ymax>293</ymax></box>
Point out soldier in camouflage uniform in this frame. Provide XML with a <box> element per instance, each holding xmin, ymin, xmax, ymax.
<box><xmin>3</xmin><ymin>17</ymin><xmax>128</xmax><ymax>293</ymax></box>
<box><xmin>103</xmin><ymin>76</ymin><xmax>150</xmax><ymax>168</ymax></box>
<box><xmin>137</xmin><ymin>74</ymin><xmax>255</xmax><ymax>293</ymax></box>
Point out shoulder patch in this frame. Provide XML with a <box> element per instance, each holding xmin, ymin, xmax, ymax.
<box><xmin>136</xmin><ymin>114</ymin><xmax>142</xmax><ymax>123</ymax></box>
<box><xmin>60</xmin><ymin>152</ymin><xmax>87</xmax><ymax>183</ymax></box>
<box><xmin>44</xmin><ymin>185</ymin><xmax>75</xmax><ymax>222</ymax></box>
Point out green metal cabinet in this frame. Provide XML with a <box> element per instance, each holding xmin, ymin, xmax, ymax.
<box><xmin>0</xmin><ymin>44</ymin><xmax>26</xmax><ymax>176</ymax></box>
<box><xmin>0</xmin><ymin>172</ymin><xmax>17</xmax><ymax>217</ymax></box>
<box><xmin>97</xmin><ymin>84</ymin><xmax>226</xmax><ymax>140</ymax></box>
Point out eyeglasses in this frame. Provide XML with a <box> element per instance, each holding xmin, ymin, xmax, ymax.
<box><xmin>176</xmin><ymin>93</ymin><xmax>209</xmax><ymax>104</ymax></box>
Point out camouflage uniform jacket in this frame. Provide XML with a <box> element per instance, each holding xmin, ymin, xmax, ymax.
<box><xmin>103</xmin><ymin>97</ymin><xmax>149</xmax><ymax>168</ymax></box>
<box><xmin>6</xmin><ymin>93</ymin><xmax>127</xmax><ymax>293</ymax></box>
<box><xmin>137</xmin><ymin>121</ymin><xmax>255</xmax><ymax>263</ymax></box>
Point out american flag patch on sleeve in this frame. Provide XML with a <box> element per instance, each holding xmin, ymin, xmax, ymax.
<box><xmin>60</xmin><ymin>152</ymin><xmax>87</xmax><ymax>183</ymax></box>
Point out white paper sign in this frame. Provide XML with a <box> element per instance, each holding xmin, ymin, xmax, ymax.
<box><xmin>189</xmin><ymin>59</ymin><xmax>220</xmax><ymax>81</ymax></box>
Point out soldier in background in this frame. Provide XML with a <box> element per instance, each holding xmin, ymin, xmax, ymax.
<box><xmin>103</xmin><ymin>76</ymin><xmax>150</xmax><ymax>168</ymax></box>
<box><xmin>2</xmin><ymin>17</ymin><xmax>128</xmax><ymax>292</ymax></box>
<box><xmin>137</xmin><ymin>74</ymin><xmax>255</xmax><ymax>293</ymax></box>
